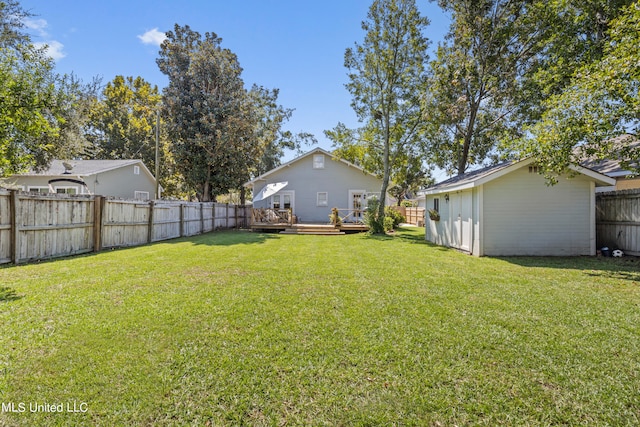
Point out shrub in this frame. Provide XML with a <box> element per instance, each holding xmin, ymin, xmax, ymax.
<box><xmin>364</xmin><ymin>197</ymin><xmax>385</xmax><ymax>234</ymax></box>
<box><xmin>383</xmin><ymin>216</ymin><xmax>395</xmax><ymax>233</ymax></box>
<box><xmin>385</xmin><ymin>207</ymin><xmax>406</xmax><ymax>228</ymax></box>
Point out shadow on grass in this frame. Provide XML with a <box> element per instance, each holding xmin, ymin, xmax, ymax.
<box><xmin>168</xmin><ymin>229</ymin><xmax>282</xmax><ymax>247</ymax></box>
<box><xmin>0</xmin><ymin>287</ymin><xmax>22</xmax><ymax>302</ymax></box>
<box><xmin>497</xmin><ymin>256</ymin><xmax>640</xmax><ymax>283</ymax></box>
<box><xmin>363</xmin><ymin>226</ymin><xmax>451</xmax><ymax>250</ymax></box>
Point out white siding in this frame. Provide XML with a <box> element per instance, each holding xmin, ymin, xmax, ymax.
<box><xmin>482</xmin><ymin>167</ymin><xmax>593</xmax><ymax>256</ymax></box>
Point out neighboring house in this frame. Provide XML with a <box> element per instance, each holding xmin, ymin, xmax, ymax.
<box><xmin>244</xmin><ymin>148</ymin><xmax>389</xmax><ymax>223</ymax></box>
<box><xmin>423</xmin><ymin>158</ymin><xmax>615</xmax><ymax>256</ymax></box>
<box><xmin>2</xmin><ymin>159</ymin><xmax>158</xmax><ymax>200</ymax></box>
<box><xmin>580</xmin><ymin>136</ymin><xmax>640</xmax><ymax>192</ymax></box>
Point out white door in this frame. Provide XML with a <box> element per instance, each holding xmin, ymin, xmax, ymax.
<box><xmin>271</xmin><ymin>191</ymin><xmax>295</xmax><ymax>212</ymax></box>
<box><xmin>450</xmin><ymin>192</ymin><xmax>472</xmax><ymax>252</ymax></box>
<box><xmin>349</xmin><ymin>190</ymin><xmax>366</xmax><ymax>222</ymax></box>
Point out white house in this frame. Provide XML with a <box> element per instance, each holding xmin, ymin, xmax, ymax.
<box><xmin>244</xmin><ymin>148</ymin><xmax>390</xmax><ymax>223</ymax></box>
<box><xmin>2</xmin><ymin>159</ymin><xmax>158</xmax><ymax>200</ymax></box>
<box><xmin>423</xmin><ymin>158</ymin><xmax>615</xmax><ymax>256</ymax></box>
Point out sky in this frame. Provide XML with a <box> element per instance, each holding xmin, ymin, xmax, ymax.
<box><xmin>21</xmin><ymin>0</ymin><xmax>451</xmax><ymax>163</ymax></box>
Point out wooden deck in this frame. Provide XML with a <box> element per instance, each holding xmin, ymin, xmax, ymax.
<box><xmin>249</xmin><ymin>208</ymin><xmax>369</xmax><ymax>234</ymax></box>
<box><xmin>250</xmin><ymin>222</ymin><xmax>369</xmax><ymax>234</ymax></box>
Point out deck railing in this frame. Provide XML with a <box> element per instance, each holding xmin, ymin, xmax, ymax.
<box><xmin>251</xmin><ymin>208</ymin><xmax>293</xmax><ymax>225</ymax></box>
<box><xmin>334</xmin><ymin>209</ymin><xmax>366</xmax><ymax>224</ymax></box>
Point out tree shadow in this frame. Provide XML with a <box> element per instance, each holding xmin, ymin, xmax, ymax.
<box><xmin>0</xmin><ymin>287</ymin><xmax>23</xmax><ymax>302</ymax></box>
<box><xmin>496</xmin><ymin>256</ymin><xmax>640</xmax><ymax>284</ymax></box>
<box><xmin>169</xmin><ymin>229</ymin><xmax>282</xmax><ymax>247</ymax></box>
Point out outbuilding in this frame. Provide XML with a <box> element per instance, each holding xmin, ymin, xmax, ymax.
<box><xmin>424</xmin><ymin>158</ymin><xmax>615</xmax><ymax>256</ymax></box>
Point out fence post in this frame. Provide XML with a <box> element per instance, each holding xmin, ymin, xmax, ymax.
<box><xmin>148</xmin><ymin>200</ymin><xmax>155</xmax><ymax>244</ymax></box>
<box><xmin>200</xmin><ymin>203</ymin><xmax>204</xmax><ymax>235</ymax></box>
<box><xmin>10</xmin><ymin>190</ymin><xmax>19</xmax><ymax>264</ymax></box>
<box><xmin>235</xmin><ymin>205</ymin><xmax>238</xmax><ymax>229</ymax></box>
<box><xmin>93</xmin><ymin>196</ymin><xmax>104</xmax><ymax>252</ymax></box>
<box><xmin>179</xmin><ymin>203</ymin><xmax>184</xmax><ymax>237</ymax></box>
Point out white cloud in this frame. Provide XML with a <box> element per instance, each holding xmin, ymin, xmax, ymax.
<box><xmin>23</xmin><ymin>18</ymin><xmax>49</xmax><ymax>37</ymax></box>
<box><xmin>35</xmin><ymin>40</ymin><xmax>66</xmax><ymax>61</ymax></box>
<box><xmin>137</xmin><ymin>28</ymin><xmax>166</xmax><ymax>46</ymax></box>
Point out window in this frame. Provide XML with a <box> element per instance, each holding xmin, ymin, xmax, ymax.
<box><xmin>283</xmin><ymin>194</ymin><xmax>291</xmax><ymax>209</ymax></box>
<box><xmin>28</xmin><ymin>187</ymin><xmax>49</xmax><ymax>194</ymax></box>
<box><xmin>272</xmin><ymin>194</ymin><xmax>281</xmax><ymax>209</ymax></box>
<box><xmin>134</xmin><ymin>191</ymin><xmax>150</xmax><ymax>200</ymax></box>
<box><xmin>134</xmin><ymin>165</ymin><xmax>140</xmax><ymax>175</ymax></box>
<box><xmin>317</xmin><ymin>192</ymin><xmax>328</xmax><ymax>206</ymax></box>
<box><xmin>55</xmin><ymin>187</ymin><xmax>77</xmax><ymax>195</ymax></box>
<box><xmin>528</xmin><ymin>165</ymin><xmax>540</xmax><ymax>174</ymax></box>
<box><xmin>433</xmin><ymin>198</ymin><xmax>440</xmax><ymax>212</ymax></box>
<box><xmin>313</xmin><ymin>154</ymin><xmax>325</xmax><ymax>169</ymax></box>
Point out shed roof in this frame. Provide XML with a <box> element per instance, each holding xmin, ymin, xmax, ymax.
<box><xmin>424</xmin><ymin>157</ymin><xmax>616</xmax><ymax>195</ymax></box>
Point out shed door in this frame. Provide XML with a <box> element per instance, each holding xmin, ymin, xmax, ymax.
<box><xmin>450</xmin><ymin>192</ymin><xmax>472</xmax><ymax>252</ymax></box>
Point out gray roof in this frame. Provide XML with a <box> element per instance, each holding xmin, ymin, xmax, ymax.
<box><xmin>424</xmin><ymin>157</ymin><xmax>615</xmax><ymax>194</ymax></box>
<box><xmin>16</xmin><ymin>159</ymin><xmax>144</xmax><ymax>177</ymax></box>
<box><xmin>427</xmin><ymin>161</ymin><xmax>515</xmax><ymax>192</ymax></box>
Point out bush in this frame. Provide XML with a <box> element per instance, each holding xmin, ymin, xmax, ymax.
<box><xmin>383</xmin><ymin>216</ymin><xmax>395</xmax><ymax>233</ymax></box>
<box><xmin>364</xmin><ymin>197</ymin><xmax>385</xmax><ymax>234</ymax></box>
<box><xmin>400</xmin><ymin>200</ymin><xmax>416</xmax><ymax>207</ymax></box>
<box><xmin>385</xmin><ymin>207</ymin><xmax>406</xmax><ymax>228</ymax></box>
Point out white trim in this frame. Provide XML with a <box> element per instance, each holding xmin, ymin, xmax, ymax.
<box><xmin>134</xmin><ymin>191</ymin><xmax>150</xmax><ymax>200</ymax></box>
<box><xmin>425</xmin><ymin>158</ymin><xmax>616</xmax><ymax>195</ymax></box>
<box><xmin>27</xmin><ymin>186</ymin><xmax>49</xmax><ymax>194</ymax></box>
<box><xmin>54</xmin><ymin>186</ymin><xmax>79</xmax><ymax>195</ymax></box>
<box><xmin>313</xmin><ymin>154</ymin><xmax>325</xmax><ymax>169</ymax></box>
<box><xmin>317</xmin><ymin>192</ymin><xmax>328</xmax><ymax>206</ymax></box>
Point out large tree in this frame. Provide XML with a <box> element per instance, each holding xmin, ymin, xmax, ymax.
<box><xmin>0</xmin><ymin>1</ymin><xmax>62</xmax><ymax>176</ymax></box>
<box><xmin>423</xmin><ymin>0</ymin><xmax>543</xmax><ymax>176</ymax></box>
<box><xmin>326</xmin><ymin>0</ymin><xmax>430</xmax><ymax>230</ymax></box>
<box><xmin>522</xmin><ymin>1</ymin><xmax>640</xmax><ymax>177</ymax></box>
<box><xmin>424</xmin><ymin>0</ymin><xmax>634</xmax><ymax>177</ymax></box>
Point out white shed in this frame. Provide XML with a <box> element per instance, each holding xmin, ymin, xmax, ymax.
<box><xmin>424</xmin><ymin>158</ymin><xmax>616</xmax><ymax>256</ymax></box>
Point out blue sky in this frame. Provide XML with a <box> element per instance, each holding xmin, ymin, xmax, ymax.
<box><xmin>22</xmin><ymin>0</ymin><xmax>450</xmax><ymax>162</ymax></box>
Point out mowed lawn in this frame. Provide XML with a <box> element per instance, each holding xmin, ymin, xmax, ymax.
<box><xmin>0</xmin><ymin>228</ymin><xmax>639</xmax><ymax>426</ymax></box>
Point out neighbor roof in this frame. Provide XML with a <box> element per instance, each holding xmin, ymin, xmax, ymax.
<box><xmin>15</xmin><ymin>159</ymin><xmax>149</xmax><ymax>177</ymax></box>
<box><xmin>424</xmin><ymin>157</ymin><xmax>615</xmax><ymax>194</ymax></box>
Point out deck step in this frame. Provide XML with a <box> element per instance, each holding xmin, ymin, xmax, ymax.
<box><xmin>280</xmin><ymin>225</ymin><xmax>344</xmax><ymax>235</ymax></box>
<box><xmin>280</xmin><ymin>230</ymin><xmax>346</xmax><ymax>235</ymax></box>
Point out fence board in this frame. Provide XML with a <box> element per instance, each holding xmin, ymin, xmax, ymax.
<box><xmin>0</xmin><ymin>192</ymin><xmax>250</xmax><ymax>264</ymax></box>
<box><xmin>596</xmin><ymin>189</ymin><xmax>640</xmax><ymax>256</ymax></box>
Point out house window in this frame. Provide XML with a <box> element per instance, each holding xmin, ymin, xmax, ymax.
<box><xmin>317</xmin><ymin>192</ymin><xmax>328</xmax><ymax>206</ymax></box>
<box><xmin>55</xmin><ymin>187</ymin><xmax>78</xmax><ymax>195</ymax></box>
<box><xmin>28</xmin><ymin>187</ymin><xmax>49</xmax><ymax>194</ymax></box>
<box><xmin>313</xmin><ymin>154</ymin><xmax>325</xmax><ymax>169</ymax></box>
<box><xmin>134</xmin><ymin>191</ymin><xmax>150</xmax><ymax>200</ymax></box>
<box><xmin>529</xmin><ymin>165</ymin><xmax>540</xmax><ymax>174</ymax></box>
<box><xmin>433</xmin><ymin>198</ymin><xmax>440</xmax><ymax>212</ymax></box>
<box><xmin>134</xmin><ymin>165</ymin><xmax>140</xmax><ymax>175</ymax></box>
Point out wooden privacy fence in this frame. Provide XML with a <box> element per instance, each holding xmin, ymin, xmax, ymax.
<box><xmin>391</xmin><ymin>206</ymin><xmax>426</xmax><ymax>226</ymax></box>
<box><xmin>0</xmin><ymin>190</ymin><xmax>250</xmax><ymax>264</ymax></box>
<box><xmin>596</xmin><ymin>189</ymin><xmax>640</xmax><ymax>256</ymax></box>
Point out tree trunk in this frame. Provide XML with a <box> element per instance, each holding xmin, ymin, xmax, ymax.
<box><xmin>240</xmin><ymin>186</ymin><xmax>246</xmax><ymax>206</ymax></box>
<box><xmin>377</xmin><ymin>115</ymin><xmax>391</xmax><ymax>226</ymax></box>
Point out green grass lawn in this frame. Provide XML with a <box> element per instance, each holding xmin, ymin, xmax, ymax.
<box><xmin>1</xmin><ymin>227</ymin><xmax>639</xmax><ymax>426</ymax></box>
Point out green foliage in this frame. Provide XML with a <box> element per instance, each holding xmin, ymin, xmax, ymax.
<box><xmin>428</xmin><ymin>208</ymin><xmax>440</xmax><ymax>221</ymax></box>
<box><xmin>157</xmin><ymin>25</ymin><xmax>309</xmax><ymax>202</ymax></box>
<box><xmin>520</xmin><ymin>1</ymin><xmax>640</xmax><ymax>177</ymax></box>
<box><xmin>383</xmin><ymin>215</ymin><xmax>395</xmax><ymax>232</ymax></box>
<box><xmin>329</xmin><ymin>207</ymin><xmax>342</xmax><ymax>226</ymax></box>
<box><xmin>424</xmin><ymin>0</ymin><xmax>538</xmax><ymax>176</ymax></box>
<box><xmin>364</xmin><ymin>196</ymin><xmax>385</xmax><ymax>234</ymax></box>
<box><xmin>400</xmin><ymin>199</ymin><xmax>415</xmax><ymax>207</ymax></box>
<box><xmin>384</xmin><ymin>206</ymin><xmax>405</xmax><ymax>228</ymax></box>
<box><xmin>327</xmin><ymin>0</ymin><xmax>431</xmax><ymax>229</ymax></box>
